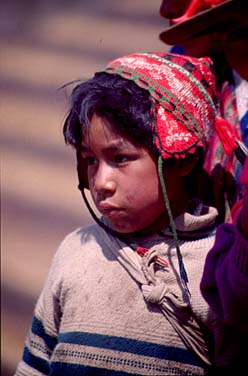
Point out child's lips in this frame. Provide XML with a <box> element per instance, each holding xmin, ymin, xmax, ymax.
<box><xmin>98</xmin><ymin>202</ymin><xmax>124</xmax><ymax>218</ymax></box>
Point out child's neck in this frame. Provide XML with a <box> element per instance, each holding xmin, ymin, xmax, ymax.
<box><xmin>132</xmin><ymin>200</ymin><xmax>190</xmax><ymax>237</ymax></box>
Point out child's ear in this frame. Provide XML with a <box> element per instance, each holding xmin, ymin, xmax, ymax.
<box><xmin>178</xmin><ymin>156</ymin><xmax>199</xmax><ymax>177</ymax></box>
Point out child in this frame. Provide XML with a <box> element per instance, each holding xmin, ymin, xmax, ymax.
<box><xmin>15</xmin><ymin>52</ymin><xmax>248</xmax><ymax>375</ymax></box>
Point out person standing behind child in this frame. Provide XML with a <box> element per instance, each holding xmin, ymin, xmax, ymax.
<box><xmin>200</xmin><ymin>155</ymin><xmax>248</xmax><ymax>372</ymax></box>
<box><xmin>15</xmin><ymin>52</ymin><xmax>248</xmax><ymax>375</ymax></box>
<box><xmin>159</xmin><ymin>1</ymin><xmax>248</xmax><ymax>371</ymax></box>
<box><xmin>159</xmin><ymin>0</ymin><xmax>248</xmax><ymax>222</ymax></box>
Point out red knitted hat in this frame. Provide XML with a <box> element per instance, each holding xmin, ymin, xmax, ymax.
<box><xmin>99</xmin><ymin>52</ymin><xmax>218</xmax><ymax>159</ymax></box>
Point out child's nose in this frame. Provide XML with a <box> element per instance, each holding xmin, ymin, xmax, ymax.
<box><xmin>94</xmin><ymin>163</ymin><xmax>116</xmax><ymax>194</ymax></box>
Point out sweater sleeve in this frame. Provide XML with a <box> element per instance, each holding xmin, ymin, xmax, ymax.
<box><xmin>200</xmin><ymin>223</ymin><xmax>248</xmax><ymax>329</ymax></box>
<box><xmin>14</xmin><ymin>239</ymin><xmax>66</xmax><ymax>376</ymax></box>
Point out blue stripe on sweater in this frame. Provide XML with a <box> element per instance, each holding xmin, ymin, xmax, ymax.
<box><xmin>58</xmin><ymin>331</ymin><xmax>200</xmax><ymax>366</ymax></box>
<box><xmin>50</xmin><ymin>362</ymin><xmax>202</xmax><ymax>376</ymax></box>
<box><xmin>23</xmin><ymin>346</ymin><xmax>50</xmax><ymax>375</ymax></box>
<box><xmin>51</xmin><ymin>363</ymin><xmax>135</xmax><ymax>376</ymax></box>
<box><xmin>31</xmin><ymin>316</ymin><xmax>57</xmax><ymax>351</ymax></box>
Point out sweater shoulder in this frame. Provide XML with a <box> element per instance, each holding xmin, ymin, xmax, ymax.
<box><xmin>58</xmin><ymin>223</ymin><xmax>108</xmax><ymax>253</ymax></box>
<box><xmin>49</xmin><ymin>223</ymin><xmax>108</xmax><ymax>273</ymax></box>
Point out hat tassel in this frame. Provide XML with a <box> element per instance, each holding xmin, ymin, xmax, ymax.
<box><xmin>214</xmin><ymin>116</ymin><xmax>248</xmax><ymax>165</ymax></box>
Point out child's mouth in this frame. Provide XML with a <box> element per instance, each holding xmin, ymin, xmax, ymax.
<box><xmin>98</xmin><ymin>202</ymin><xmax>124</xmax><ymax>218</ymax></box>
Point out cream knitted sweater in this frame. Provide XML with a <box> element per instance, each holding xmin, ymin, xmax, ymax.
<box><xmin>15</xmin><ymin>203</ymin><xmax>220</xmax><ymax>376</ymax></box>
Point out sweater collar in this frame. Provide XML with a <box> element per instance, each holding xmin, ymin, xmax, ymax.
<box><xmin>104</xmin><ymin>199</ymin><xmax>218</xmax><ymax>244</ymax></box>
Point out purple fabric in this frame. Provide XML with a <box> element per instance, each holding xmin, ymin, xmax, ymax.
<box><xmin>201</xmin><ymin>223</ymin><xmax>248</xmax><ymax>325</ymax></box>
<box><xmin>200</xmin><ymin>223</ymin><xmax>248</xmax><ymax>367</ymax></box>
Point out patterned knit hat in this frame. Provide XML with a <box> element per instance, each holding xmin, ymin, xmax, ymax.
<box><xmin>98</xmin><ymin>52</ymin><xmax>218</xmax><ymax>160</ymax></box>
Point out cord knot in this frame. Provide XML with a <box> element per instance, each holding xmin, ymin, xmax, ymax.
<box><xmin>141</xmin><ymin>283</ymin><xmax>168</xmax><ymax>304</ymax></box>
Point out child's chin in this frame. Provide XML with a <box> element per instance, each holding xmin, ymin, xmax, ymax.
<box><xmin>109</xmin><ymin>221</ymin><xmax>141</xmax><ymax>235</ymax></box>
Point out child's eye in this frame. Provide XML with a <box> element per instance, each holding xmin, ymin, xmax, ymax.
<box><xmin>83</xmin><ymin>156</ymin><xmax>97</xmax><ymax>166</ymax></box>
<box><xmin>114</xmin><ymin>154</ymin><xmax>129</xmax><ymax>163</ymax></box>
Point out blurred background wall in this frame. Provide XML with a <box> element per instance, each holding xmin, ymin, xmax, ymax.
<box><xmin>1</xmin><ymin>1</ymin><xmax>169</xmax><ymax>374</ymax></box>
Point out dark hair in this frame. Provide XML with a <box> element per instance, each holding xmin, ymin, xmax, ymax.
<box><xmin>63</xmin><ymin>72</ymin><xmax>158</xmax><ymax>155</ymax></box>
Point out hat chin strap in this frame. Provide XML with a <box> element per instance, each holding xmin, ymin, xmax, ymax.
<box><xmin>78</xmin><ymin>183</ymin><xmax>138</xmax><ymax>247</ymax></box>
<box><xmin>78</xmin><ymin>183</ymin><xmax>121</xmax><ymax>237</ymax></box>
<box><xmin>157</xmin><ymin>156</ymin><xmax>190</xmax><ymax>296</ymax></box>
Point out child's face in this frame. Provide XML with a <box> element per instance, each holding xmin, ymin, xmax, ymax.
<box><xmin>79</xmin><ymin>114</ymin><xmax>169</xmax><ymax>234</ymax></box>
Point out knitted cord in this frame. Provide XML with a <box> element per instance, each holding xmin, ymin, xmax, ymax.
<box><xmin>157</xmin><ymin>156</ymin><xmax>190</xmax><ymax>295</ymax></box>
<box><xmin>79</xmin><ymin>185</ymin><xmax>137</xmax><ymax>248</ymax></box>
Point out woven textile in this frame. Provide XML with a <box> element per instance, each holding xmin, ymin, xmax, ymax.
<box><xmin>99</xmin><ymin>52</ymin><xmax>218</xmax><ymax>159</ymax></box>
